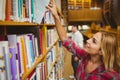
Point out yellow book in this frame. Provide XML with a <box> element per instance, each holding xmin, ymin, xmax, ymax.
<box><xmin>20</xmin><ymin>36</ymin><xmax>28</xmax><ymax>72</ymax></box>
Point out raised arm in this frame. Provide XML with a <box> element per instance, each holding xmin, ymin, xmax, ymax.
<box><xmin>46</xmin><ymin>0</ymin><xmax>67</xmax><ymax>41</ymax></box>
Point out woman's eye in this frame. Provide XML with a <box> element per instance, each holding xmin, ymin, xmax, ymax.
<box><xmin>93</xmin><ymin>38</ymin><xmax>96</xmax><ymax>43</ymax></box>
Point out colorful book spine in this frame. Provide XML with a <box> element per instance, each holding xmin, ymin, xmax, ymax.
<box><xmin>12</xmin><ymin>0</ymin><xmax>19</xmax><ymax>21</ymax></box>
<box><xmin>9</xmin><ymin>47</ymin><xmax>17</xmax><ymax>80</ymax></box>
<box><xmin>5</xmin><ymin>0</ymin><xmax>12</xmax><ymax>21</ymax></box>
<box><xmin>31</xmin><ymin>0</ymin><xmax>34</xmax><ymax>22</ymax></box>
<box><xmin>17</xmin><ymin>43</ymin><xmax>22</xmax><ymax>79</ymax></box>
<box><xmin>20</xmin><ymin>36</ymin><xmax>27</xmax><ymax>72</ymax></box>
<box><xmin>27</xmin><ymin>34</ymin><xmax>35</xmax><ymax>63</ymax></box>
<box><xmin>39</xmin><ymin>29</ymin><xmax>43</xmax><ymax>54</ymax></box>
<box><xmin>27</xmin><ymin>69</ymin><xmax>36</xmax><ymax>80</ymax></box>
<box><xmin>17</xmin><ymin>36</ymin><xmax>23</xmax><ymax>78</ymax></box>
<box><xmin>1</xmin><ymin>41</ymin><xmax>11</xmax><ymax>80</ymax></box>
<box><xmin>0</xmin><ymin>41</ymin><xmax>6</xmax><ymax>80</ymax></box>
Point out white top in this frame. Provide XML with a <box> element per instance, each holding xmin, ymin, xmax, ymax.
<box><xmin>72</xmin><ymin>31</ymin><xmax>84</xmax><ymax>48</ymax></box>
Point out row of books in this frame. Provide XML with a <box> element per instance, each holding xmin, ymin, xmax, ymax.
<box><xmin>0</xmin><ymin>33</ymin><xmax>39</xmax><ymax>80</ymax></box>
<box><xmin>46</xmin><ymin>42</ymin><xmax>64</xmax><ymax>80</ymax></box>
<box><xmin>0</xmin><ymin>29</ymin><xmax>64</xmax><ymax>80</ymax></box>
<box><xmin>0</xmin><ymin>0</ymin><xmax>53</xmax><ymax>24</ymax></box>
<box><xmin>46</xmin><ymin>28</ymin><xmax>59</xmax><ymax>48</ymax></box>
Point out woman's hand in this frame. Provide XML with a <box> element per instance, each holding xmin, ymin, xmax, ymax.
<box><xmin>46</xmin><ymin>0</ymin><xmax>59</xmax><ymax>19</ymax></box>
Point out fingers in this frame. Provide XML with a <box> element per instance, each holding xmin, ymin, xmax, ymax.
<box><xmin>46</xmin><ymin>0</ymin><xmax>56</xmax><ymax>11</ymax></box>
<box><xmin>48</xmin><ymin>3</ymin><xmax>53</xmax><ymax>8</ymax></box>
<box><xmin>50</xmin><ymin>0</ymin><xmax>55</xmax><ymax>3</ymax></box>
<box><xmin>50</xmin><ymin>0</ymin><xmax>56</xmax><ymax>6</ymax></box>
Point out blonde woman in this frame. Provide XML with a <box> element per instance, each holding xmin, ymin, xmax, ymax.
<box><xmin>46</xmin><ymin>0</ymin><xmax>120</xmax><ymax>80</ymax></box>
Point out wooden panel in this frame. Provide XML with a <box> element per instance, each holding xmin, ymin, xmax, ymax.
<box><xmin>68</xmin><ymin>9</ymin><xmax>102</xmax><ymax>21</ymax></box>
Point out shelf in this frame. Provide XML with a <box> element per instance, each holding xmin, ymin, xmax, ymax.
<box><xmin>22</xmin><ymin>39</ymin><xmax>59</xmax><ymax>80</ymax></box>
<box><xmin>42</xmin><ymin>24</ymin><xmax>56</xmax><ymax>27</ymax></box>
<box><xmin>0</xmin><ymin>21</ymin><xmax>38</xmax><ymax>26</ymax></box>
<box><xmin>0</xmin><ymin>21</ymin><xmax>57</xmax><ymax>27</ymax></box>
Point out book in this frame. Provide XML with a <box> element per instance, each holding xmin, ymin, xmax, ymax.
<box><xmin>7</xmin><ymin>34</ymin><xmax>20</xmax><ymax>79</ymax></box>
<box><xmin>0</xmin><ymin>41</ymin><xmax>11</xmax><ymax>80</ymax></box>
<box><xmin>12</xmin><ymin>0</ymin><xmax>19</xmax><ymax>21</ymax></box>
<box><xmin>27</xmin><ymin>34</ymin><xmax>35</xmax><ymax>63</ymax></box>
<box><xmin>5</xmin><ymin>0</ymin><xmax>12</xmax><ymax>21</ymax></box>
<box><xmin>16</xmin><ymin>36</ymin><xmax>24</xmax><ymax>78</ymax></box>
<box><xmin>0</xmin><ymin>0</ymin><xmax>6</xmax><ymax>20</ymax></box>
<box><xmin>27</xmin><ymin>69</ymin><xmax>36</xmax><ymax>80</ymax></box>
<box><xmin>39</xmin><ymin>29</ymin><xmax>43</xmax><ymax>54</ymax></box>
<box><xmin>9</xmin><ymin>47</ymin><xmax>17</xmax><ymax>80</ymax></box>
<box><xmin>0</xmin><ymin>69</ymin><xmax>6</xmax><ymax>80</ymax></box>
<box><xmin>0</xmin><ymin>41</ymin><xmax>6</xmax><ymax>80</ymax></box>
<box><xmin>20</xmin><ymin>36</ymin><xmax>28</xmax><ymax>72</ymax></box>
<box><xmin>34</xmin><ymin>0</ymin><xmax>50</xmax><ymax>24</ymax></box>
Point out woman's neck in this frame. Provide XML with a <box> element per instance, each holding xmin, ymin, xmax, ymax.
<box><xmin>90</xmin><ymin>55</ymin><xmax>102</xmax><ymax>64</ymax></box>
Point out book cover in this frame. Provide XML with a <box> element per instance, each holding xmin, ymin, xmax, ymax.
<box><xmin>34</xmin><ymin>0</ymin><xmax>50</xmax><ymax>24</ymax></box>
<box><xmin>5</xmin><ymin>0</ymin><xmax>12</xmax><ymax>21</ymax></box>
<box><xmin>9</xmin><ymin>47</ymin><xmax>17</xmax><ymax>80</ymax></box>
<box><xmin>17</xmin><ymin>36</ymin><xmax>24</xmax><ymax>78</ymax></box>
<box><xmin>7</xmin><ymin>34</ymin><xmax>20</xmax><ymax>79</ymax></box>
<box><xmin>16</xmin><ymin>42</ymin><xmax>22</xmax><ymax>79</ymax></box>
<box><xmin>27</xmin><ymin>34</ymin><xmax>35</xmax><ymax>63</ymax></box>
<box><xmin>12</xmin><ymin>0</ymin><xmax>19</xmax><ymax>21</ymax></box>
<box><xmin>24</xmin><ymin>35</ymin><xmax>32</xmax><ymax>68</ymax></box>
<box><xmin>0</xmin><ymin>41</ymin><xmax>11</xmax><ymax>80</ymax></box>
<box><xmin>0</xmin><ymin>69</ymin><xmax>6</xmax><ymax>80</ymax></box>
<box><xmin>20</xmin><ymin>36</ymin><xmax>27</xmax><ymax>72</ymax></box>
<box><xmin>0</xmin><ymin>0</ymin><xmax>6</xmax><ymax>20</ymax></box>
<box><xmin>0</xmin><ymin>41</ymin><xmax>6</xmax><ymax>80</ymax></box>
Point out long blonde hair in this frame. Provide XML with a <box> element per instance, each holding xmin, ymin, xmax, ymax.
<box><xmin>100</xmin><ymin>31</ymin><xmax>120</xmax><ymax>73</ymax></box>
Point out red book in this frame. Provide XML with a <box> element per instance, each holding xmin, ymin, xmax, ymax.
<box><xmin>0</xmin><ymin>35</ymin><xmax>5</xmax><ymax>41</ymax></box>
<box><xmin>5</xmin><ymin>0</ymin><xmax>12</xmax><ymax>21</ymax></box>
<box><xmin>27</xmin><ymin>69</ymin><xmax>36</xmax><ymax>80</ymax></box>
<box><xmin>39</xmin><ymin>29</ymin><xmax>43</xmax><ymax>54</ymax></box>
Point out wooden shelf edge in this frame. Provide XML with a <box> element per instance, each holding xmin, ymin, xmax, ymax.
<box><xmin>0</xmin><ymin>21</ymin><xmax>57</xmax><ymax>27</ymax></box>
<box><xmin>0</xmin><ymin>21</ymin><xmax>38</xmax><ymax>26</ymax></box>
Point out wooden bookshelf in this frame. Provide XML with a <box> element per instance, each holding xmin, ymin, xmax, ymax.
<box><xmin>22</xmin><ymin>39</ymin><xmax>59</xmax><ymax>80</ymax></box>
<box><xmin>0</xmin><ymin>0</ymin><xmax>64</xmax><ymax>80</ymax></box>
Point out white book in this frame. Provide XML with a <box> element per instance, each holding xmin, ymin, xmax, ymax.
<box><xmin>23</xmin><ymin>35</ymin><xmax>32</xmax><ymax>68</ymax></box>
<box><xmin>0</xmin><ymin>41</ymin><xmax>11</xmax><ymax>80</ymax></box>
<box><xmin>0</xmin><ymin>0</ymin><xmax>6</xmax><ymax>20</ymax></box>
<box><xmin>16</xmin><ymin>36</ymin><xmax>24</xmax><ymax>77</ymax></box>
<box><xmin>34</xmin><ymin>0</ymin><xmax>50</xmax><ymax>24</ymax></box>
<box><xmin>0</xmin><ymin>69</ymin><xmax>6</xmax><ymax>80</ymax></box>
<box><xmin>12</xmin><ymin>0</ymin><xmax>19</xmax><ymax>21</ymax></box>
<box><xmin>36</xmin><ymin>63</ymin><xmax>41</xmax><ymax>80</ymax></box>
<box><xmin>16</xmin><ymin>59</ymin><xmax>20</xmax><ymax>80</ymax></box>
<box><xmin>34</xmin><ymin>37</ymin><xmax>39</xmax><ymax>57</ymax></box>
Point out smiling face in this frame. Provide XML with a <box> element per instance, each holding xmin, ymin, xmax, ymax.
<box><xmin>84</xmin><ymin>32</ymin><xmax>102</xmax><ymax>55</ymax></box>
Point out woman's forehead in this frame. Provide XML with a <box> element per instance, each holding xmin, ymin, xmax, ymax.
<box><xmin>93</xmin><ymin>32</ymin><xmax>102</xmax><ymax>41</ymax></box>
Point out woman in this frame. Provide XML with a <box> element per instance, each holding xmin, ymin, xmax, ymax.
<box><xmin>46</xmin><ymin>0</ymin><xmax>120</xmax><ymax>80</ymax></box>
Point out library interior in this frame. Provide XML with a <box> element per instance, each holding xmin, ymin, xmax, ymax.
<box><xmin>0</xmin><ymin>0</ymin><xmax>120</xmax><ymax>80</ymax></box>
